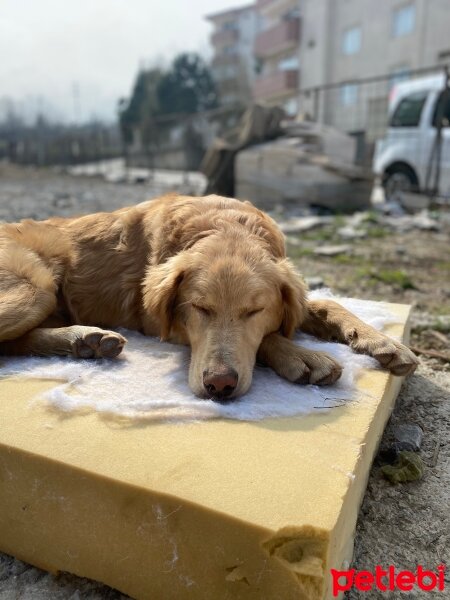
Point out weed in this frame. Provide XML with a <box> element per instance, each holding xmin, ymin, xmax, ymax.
<box><xmin>357</xmin><ymin>268</ymin><xmax>415</xmax><ymax>290</ymax></box>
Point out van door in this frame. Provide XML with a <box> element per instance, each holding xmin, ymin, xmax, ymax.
<box><xmin>434</xmin><ymin>90</ymin><xmax>450</xmax><ymax>196</ymax></box>
<box><xmin>388</xmin><ymin>90</ymin><xmax>429</xmax><ymax>188</ymax></box>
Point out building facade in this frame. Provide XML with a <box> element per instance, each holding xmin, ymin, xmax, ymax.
<box><xmin>207</xmin><ymin>1</ymin><xmax>450</xmax><ymax>132</ymax></box>
<box><xmin>252</xmin><ymin>0</ymin><xmax>301</xmax><ymax>115</ymax></box>
<box><xmin>298</xmin><ymin>0</ymin><xmax>450</xmax><ymax>136</ymax></box>
<box><xmin>206</xmin><ymin>4</ymin><xmax>261</xmax><ymax>107</ymax></box>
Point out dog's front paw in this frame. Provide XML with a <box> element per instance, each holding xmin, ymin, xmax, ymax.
<box><xmin>72</xmin><ymin>327</ymin><xmax>127</xmax><ymax>359</ymax></box>
<box><xmin>372</xmin><ymin>339</ymin><xmax>419</xmax><ymax>376</ymax></box>
<box><xmin>301</xmin><ymin>351</ymin><xmax>343</xmax><ymax>386</ymax></box>
<box><xmin>353</xmin><ymin>334</ymin><xmax>419</xmax><ymax>376</ymax></box>
<box><xmin>281</xmin><ymin>347</ymin><xmax>342</xmax><ymax>386</ymax></box>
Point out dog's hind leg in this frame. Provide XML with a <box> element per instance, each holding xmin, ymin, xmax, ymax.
<box><xmin>0</xmin><ymin>243</ymin><xmax>58</xmax><ymax>342</ymax></box>
<box><xmin>0</xmin><ymin>326</ymin><xmax>126</xmax><ymax>358</ymax></box>
<box><xmin>301</xmin><ymin>299</ymin><xmax>418</xmax><ymax>376</ymax></box>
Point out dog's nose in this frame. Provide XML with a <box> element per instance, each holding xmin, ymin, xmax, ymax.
<box><xmin>203</xmin><ymin>368</ymin><xmax>238</xmax><ymax>400</ymax></box>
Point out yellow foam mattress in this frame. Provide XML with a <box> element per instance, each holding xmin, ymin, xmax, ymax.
<box><xmin>0</xmin><ymin>302</ymin><xmax>411</xmax><ymax>600</ymax></box>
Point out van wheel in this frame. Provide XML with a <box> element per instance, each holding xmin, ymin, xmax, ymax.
<box><xmin>383</xmin><ymin>165</ymin><xmax>418</xmax><ymax>200</ymax></box>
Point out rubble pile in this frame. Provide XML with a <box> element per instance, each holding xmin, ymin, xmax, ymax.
<box><xmin>236</xmin><ymin>119</ymin><xmax>374</xmax><ymax>213</ymax></box>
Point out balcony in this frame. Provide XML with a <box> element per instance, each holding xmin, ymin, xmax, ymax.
<box><xmin>256</xmin><ymin>0</ymin><xmax>274</xmax><ymax>8</ymax></box>
<box><xmin>254</xmin><ymin>18</ymin><xmax>300</xmax><ymax>58</ymax></box>
<box><xmin>212</xmin><ymin>53</ymin><xmax>240</xmax><ymax>67</ymax></box>
<box><xmin>257</xmin><ymin>0</ymin><xmax>300</xmax><ymax>18</ymax></box>
<box><xmin>211</xmin><ymin>28</ymin><xmax>238</xmax><ymax>48</ymax></box>
<box><xmin>253</xmin><ymin>69</ymin><xmax>299</xmax><ymax>101</ymax></box>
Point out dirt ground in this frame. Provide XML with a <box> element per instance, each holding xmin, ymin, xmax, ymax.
<box><xmin>0</xmin><ymin>164</ymin><xmax>449</xmax><ymax>599</ymax></box>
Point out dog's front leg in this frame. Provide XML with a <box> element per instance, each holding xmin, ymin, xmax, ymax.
<box><xmin>257</xmin><ymin>332</ymin><xmax>342</xmax><ymax>386</ymax></box>
<box><xmin>0</xmin><ymin>326</ymin><xmax>126</xmax><ymax>359</ymax></box>
<box><xmin>301</xmin><ymin>299</ymin><xmax>419</xmax><ymax>376</ymax></box>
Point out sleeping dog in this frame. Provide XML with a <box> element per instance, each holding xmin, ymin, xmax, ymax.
<box><xmin>0</xmin><ymin>194</ymin><xmax>418</xmax><ymax>400</ymax></box>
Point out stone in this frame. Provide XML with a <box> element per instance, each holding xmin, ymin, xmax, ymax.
<box><xmin>305</xmin><ymin>276</ymin><xmax>325</xmax><ymax>290</ymax></box>
<box><xmin>314</xmin><ymin>244</ymin><xmax>351</xmax><ymax>257</ymax></box>
<box><xmin>337</xmin><ymin>226</ymin><xmax>367</xmax><ymax>240</ymax></box>
<box><xmin>393</xmin><ymin>423</ymin><xmax>424</xmax><ymax>452</ymax></box>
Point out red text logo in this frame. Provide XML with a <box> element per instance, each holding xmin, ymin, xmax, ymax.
<box><xmin>331</xmin><ymin>565</ymin><xmax>446</xmax><ymax>596</ymax></box>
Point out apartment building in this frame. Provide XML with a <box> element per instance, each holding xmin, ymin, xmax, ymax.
<box><xmin>252</xmin><ymin>0</ymin><xmax>301</xmax><ymax>115</ymax></box>
<box><xmin>206</xmin><ymin>4</ymin><xmax>261</xmax><ymax>106</ymax></box>
<box><xmin>298</xmin><ymin>0</ymin><xmax>450</xmax><ymax>135</ymax></box>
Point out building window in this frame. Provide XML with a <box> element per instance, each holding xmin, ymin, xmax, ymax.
<box><xmin>223</xmin><ymin>45</ymin><xmax>237</xmax><ymax>56</ymax></box>
<box><xmin>392</xmin><ymin>4</ymin><xmax>415</xmax><ymax>37</ymax></box>
<box><xmin>278</xmin><ymin>54</ymin><xmax>300</xmax><ymax>71</ymax></box>
<box><xmin>222</xmin><ymin>20</ymin><xmax>237</xmax><ymax>32</ymax></box>
<box><xmin>342</xmin><ymin>26</ymin><xmax>361</xmax><ymax>55</ymax></box>
<box><xmin>390</xmin><ymin>91</ymin><xmax>427</xmax><ymax>127</ymax></box>
<box><xmin>340</xmin><ymin>83</ymin><xmax>358</xmax><ymax>106</ymax></box>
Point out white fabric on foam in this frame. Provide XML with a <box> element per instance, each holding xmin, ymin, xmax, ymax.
<box><xmin>0</xmin><ymin>291</ymin><xmax>399</xmax><ymax>422</ymax></box>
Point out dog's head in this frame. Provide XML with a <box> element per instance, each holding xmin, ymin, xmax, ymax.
<box><xmin>143</xmin><ymin>231</ymin><xmax>306</xmax><ymax>400</ymax></box>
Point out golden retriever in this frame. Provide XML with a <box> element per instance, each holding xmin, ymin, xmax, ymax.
<box><xmin>0</xmin><ymin>194</ymin><xmax>418</xmax><ymax>399</ymax></box>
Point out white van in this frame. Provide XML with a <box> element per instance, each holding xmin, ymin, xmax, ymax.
<box><xmin>373</xmin><ymin>74</ymin><xmax>450</xmax><ymax>199</ymax></box>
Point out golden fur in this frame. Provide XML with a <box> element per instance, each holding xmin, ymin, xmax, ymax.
<box><xmin>0</xmin><ymin>194</ymin><xmax>418</xmax><ymax>399</ymax></box>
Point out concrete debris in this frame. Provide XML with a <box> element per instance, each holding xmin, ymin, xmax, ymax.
<box><xmin>279</xmin><ymin>215</ymin><xmax>332</xmax><ymax>233</ymax></box>
<box><xmin>314</xmin><ymin>244</ymin><xmax>351</xmax><ymax>257</ymax></box>
<box><xmin>201</xmin><ymin>104</ymin><xmax>285</xmax><ymax>198</ymax></box>
<box><xmin>398</xmin><ymin>191</ymin><xmax>430</xmax><ymax>212</ymax></box>
<box><xmin>68</xmin><ymin>158</ymin><xmax>207</xmax><ymax>195</ymax></box>
<box><xmin>379</xmin><ymin>209</ymin><xmax>440</xmax><ymax>231</ymax></box>
<box><xmin>382</xmin><ymin>210</ymin><xmax>439</xmax><ymax>231</ymax></box>
<box><xmin>337</xmin><ymin>226</ymin><xmax>367</xmax><ymax>240</ymax></box>
<box><xmin>235</xmin><ymin>117</ymin><xmax>373</xmax><ymax>213</ymax></box>
<box><xmin>410</xmin><ymin>211</ymin><xmax>441</xmax><ymax>231</ymax></box>
<box><xmin>346</xmin><ymin>211</ymin><xmax>373</xmax><ymax>227</ymax></box>
<box><xmin>283</xmin><ymin>120</ymin><xmax>357</xmax><ymax>164</ymax></box>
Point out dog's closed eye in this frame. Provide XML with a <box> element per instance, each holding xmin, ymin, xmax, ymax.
<box><xmin>242</xmin><ymin>308</ymin><xmax>264</xmax><ymax>319</ymax></box>
<box><xmin>191</xmin><ymin>303</ymin><xmax>214</xmax><ymax>317</ymax></box>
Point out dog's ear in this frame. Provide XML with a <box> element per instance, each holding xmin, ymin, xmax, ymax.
<box><xmin>143</xmin><ymin>256</ymin><xmax>186</xmax><ymax>340</ymax></box>
<box><xmin>277</xmin><ymin>260</ymin><xmax>307</xmax><ymax>338</ymax></box>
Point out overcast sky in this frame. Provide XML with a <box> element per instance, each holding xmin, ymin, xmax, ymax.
<box><xmin>0</xmin><ymin>0</ymin><xmax>239</xmax><ymax>123</ymax></box>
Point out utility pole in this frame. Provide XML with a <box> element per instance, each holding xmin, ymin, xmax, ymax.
<box><xmin>72</xmin><ymin>82</ymin><xmax>81</xmax><ymax>125</ymax></box>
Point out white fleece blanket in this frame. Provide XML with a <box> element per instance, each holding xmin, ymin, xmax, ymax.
<box><xmin>0</xmin><ymin>291</ymin><xmax>398</xmax><ymax>422</ymax></box>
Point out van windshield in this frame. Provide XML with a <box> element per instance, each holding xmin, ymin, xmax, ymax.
<box><xmin>390</xmin><ymin>91</ymin><xmax>428</xmax><ymax>127</ymax></box>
